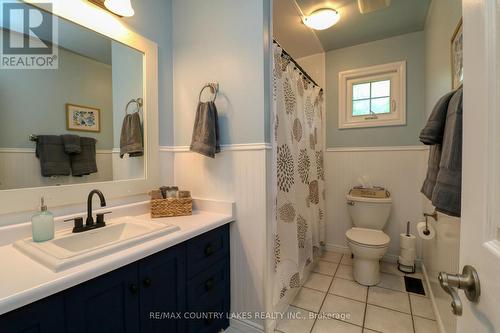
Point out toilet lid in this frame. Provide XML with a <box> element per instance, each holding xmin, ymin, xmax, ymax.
<box><xmin>346</xmin><ymin>228</ymin><xmax>390</xmax><ymax>247</ymax></box>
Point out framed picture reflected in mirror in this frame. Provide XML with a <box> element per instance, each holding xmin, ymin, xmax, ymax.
<box><xmin>66</xmin><ymin>103</ymin><xmax>101</xmax><ymax>132</ymax></box>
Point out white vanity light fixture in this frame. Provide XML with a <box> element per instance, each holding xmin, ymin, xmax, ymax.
<box><xmin>303</xmin><ymin>8</ymin><xmax>340</xmax><ymax>30</ymax></box>
<box><xmin>104</xmin><ymin>0</ymin><xmax>135</xmax><ymax>17</ymax></box>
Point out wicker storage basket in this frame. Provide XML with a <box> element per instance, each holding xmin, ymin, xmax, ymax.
<box><xmin>150</xmin><ymin>197</ymin><xmax>192</xmax><ymax>218</ymax></box>
<box><xmin>349</xmin><ymin>187</ymin><xmax>390</xmax><ymax>199</ymax></box>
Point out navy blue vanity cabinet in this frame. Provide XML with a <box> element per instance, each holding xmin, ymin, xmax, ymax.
<box><xmin>186</xmin><ymin>224</ymin><xmax>230</xmax><ymax>333</ymax></box>
<box><xmin>64</xmin><ymin>263</ymin><xmax>140</xmax><ymax>333</ymax></box>
<box><xmin>186</xmin><ymin>224</ymin><xmax>230</xmax><ymax>278</ymax></box>
<box><xmin>0</xmin><ymin>293</ymin><xmax>65</xmax><ymax>333</ymax></box>
<box><xmin>0</xmin><ymin>223</ymin><xmax>231</xmax><ymax>333</ymax></box>
<box><xmin>139</xmin><ymin>244</ymin><xmax>186</xmax><ymax>333</ymax></box>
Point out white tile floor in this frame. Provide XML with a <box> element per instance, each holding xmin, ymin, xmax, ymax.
<box><xmin>275</xmin><ymin>251</ymin><xmax>439</xmax><ymax>333</ymax></box>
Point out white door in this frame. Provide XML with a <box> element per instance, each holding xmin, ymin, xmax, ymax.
<box><xmin>457</xmin><ymin>0</ymin><xmax>500</xmax><ymax>332</ymax></box>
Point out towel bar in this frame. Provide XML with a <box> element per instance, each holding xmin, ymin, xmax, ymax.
<box><xmin>29</xmin><ymin>134</ymin><xmax>98</xmax><ymax>142</ymax></box>
<box><xmin>198</xmin><ymin>82</ymin><xmax>219</xmax><ymax>103</ymax></box>
<box><xmin>125</xmin><ymin>98</ymin><xmax>143</xmax><ymax>115</ymax></box>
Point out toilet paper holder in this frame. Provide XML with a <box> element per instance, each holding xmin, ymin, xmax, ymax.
<box><xmin>422</xmin><ymin>211</ymin><xmax>438</xmax><ymax>236</ymax></box>
<box><xmin>424</xmin><ymin>211</ymin><xmax>438</xmax><ymax>221</ymax></box>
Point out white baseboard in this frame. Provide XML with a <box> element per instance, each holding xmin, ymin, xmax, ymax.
<box><xmin>228</xmin><ymin>319</ymin><xmax>264</xmax><ymax>333</ymax></box>
<box><xmin>325</xmin><ymin>243</ymin><xmax>422</xmax><ymax>265</ymax></box>
<box><xmin>324</xmin><ymin>243</ymin><xmax>350</xmax><ymax>254</ymax></box>
<box><xmin>422</xmin><ymin>264</ymin><xmax>446</xmax><ymax>333</ymax></box>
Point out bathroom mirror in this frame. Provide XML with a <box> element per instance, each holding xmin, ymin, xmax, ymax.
<box><xmin>0</xmin><ymin>2</ymin><xmax>145</xmax><ymax>190</ymax></box>
<box><xmin>0</xmin><ymin>0</ymin><xmax>159</xmax><ymax>216</ymax></box>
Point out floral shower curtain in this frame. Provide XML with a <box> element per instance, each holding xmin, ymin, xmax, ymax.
<box><xmin>272</xmin><ymin>43</ymin><xmax>326</xmax><ymax>307</ymax></box>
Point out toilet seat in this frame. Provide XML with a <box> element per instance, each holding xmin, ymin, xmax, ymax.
<box><xmin>346</xmin><ymin>227</ymin><xmax>390</xmax><ymax>248</ymax></box>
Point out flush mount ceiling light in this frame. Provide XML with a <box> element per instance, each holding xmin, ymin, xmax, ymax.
<box><xmin>303</xmin><ymin>8</ymin><xmax>341</xmax><ymax>30</ymax></box>
<box><xmin>104</xmin><ymin>0</ymin><xmax>135</xmax><ymax>17</ymax></box>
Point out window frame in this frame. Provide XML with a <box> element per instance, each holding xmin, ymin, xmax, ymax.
<box><xmin>338</xmin><ymin>61</ymin><xmax>406</xmax><ymax>129</ymax></box>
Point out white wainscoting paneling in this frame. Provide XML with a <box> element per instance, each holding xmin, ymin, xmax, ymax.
<box><xmin>111</xmin><ymin>150</ymin><xmax>144</xmax><ymax>181</ymax></box>
<box><xmin>171</xmin><ymin>147</ymin><xmax>268</xmax><ymax>328</ymax></box>
<box><xmin>422</xmin><ymin>198</ymin><xmax>460</xmax><ymax>333</ymax></box>
<box><xmin>0</xmin><ymin>149</ymin><xmax>113</xmax><ymax>190</ymax></box>
<box><xmin>325</xmin><ymin>147</ymin><xmax>428</xmax><ymax>260</ymax></box>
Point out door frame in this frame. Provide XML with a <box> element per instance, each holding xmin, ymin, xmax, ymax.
<box><xmin>460</xmin><ymin>0</ymin><xmax>500</xmax><ymax>331</ymax></box>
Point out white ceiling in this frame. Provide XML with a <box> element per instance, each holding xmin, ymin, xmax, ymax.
<box><xmin>273</xmin><ymin>0</ymin><xmax>324</xmax><ymax>59</ymax></box>
<box><xmin>274</xmin><ymin>0</ymin><xmax>431</xmax><ymax>58</ymax></box>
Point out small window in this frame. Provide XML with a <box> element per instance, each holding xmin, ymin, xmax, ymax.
<box><xmin>338</xmin><ymin>61</ymin><xmax>406</xmax><ymax>129</ymax></box>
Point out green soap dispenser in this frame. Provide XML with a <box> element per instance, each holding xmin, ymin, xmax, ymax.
<box><xmin>31</xmin><ymin>197</ymin><xmax>54</xmax><ymax>242</ymax></box>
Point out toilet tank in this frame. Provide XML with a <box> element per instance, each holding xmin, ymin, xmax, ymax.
<box><xmin>346</xmin><ymin>194</ymin><xmax>392</xmax><ymax>229</ymax></box>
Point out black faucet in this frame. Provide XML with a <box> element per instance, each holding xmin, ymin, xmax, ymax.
<box><xmin>87</xmin><ymin>189</ymin><xmax>107</xmax><ymax>227</ymax></box>
<box><xmin>66</xmin><ymin>189</ymin><xmax>110</xmax><ymax>233</ymax></box>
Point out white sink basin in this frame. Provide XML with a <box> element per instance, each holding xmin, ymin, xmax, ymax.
<box><xmin>13</xmin><ymin>217</ymin><xmax>179</xmax><ymax>272</ymax></box>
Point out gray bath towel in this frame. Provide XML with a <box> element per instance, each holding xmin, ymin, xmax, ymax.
<box><xmin>421</xmin><ymin>144</ymin><xmax>442</xmax><ymax>199</ymax></box>
<box><xmin>420</xmin><ymin>91</ymin><xmax>455</xmax><ymax>145</ymax></box>
<box><xmin>61</xmin><ymin>134</ymin><xmax>81</xmax><ymax>154</ymax></box>
<box><xmin>420</xmin><ymin>90</ymin><xmax>454</xmax><ymax>200</ymax></box>
<box><xmin>432</xmin><ymin>87</ymin><xmax>463</xmax><ymax>217</ymax></box>
<box><xmin>70</xmin><ymin>137</ymin><xmax>97</xmax><ymax>176</ymax></box>
<box><xmin>120</xmin><ymin>112</ymin><xmax>143</xmax><ymax>158</ymax></box>
<box><xmin>35</xmin><ymin>135</ymin><xmax>71</xmax><ymax>177</ymax></box>
<box><xmin>190</xmin><ymin>101</ymin><xmax>220</xmax><ymax>158</ymax></box>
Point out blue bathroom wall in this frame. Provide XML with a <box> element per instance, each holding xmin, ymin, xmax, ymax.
<box><xmin>0</xmin><ymin>48</ymin><xmax>114</xmax><ymax>149</ymax></box>
<box><xmin>123</xmin><ymin>0</ymin><xmax>174</xmax><ymax>147</ymax></box>
<box><xmin>326</xmin><ymin>31</ymin><xmax>426</xmax><ymax>148</ymax></box>
<box><xmin>171</xmin><ymin>0</ymin><xmax>270</xmax><ymax>146</ymax></box>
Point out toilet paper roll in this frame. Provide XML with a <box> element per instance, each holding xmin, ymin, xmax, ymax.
<box><xmin>417</xmin><ymin>221</ymin><xmax>436</xmax><ymax>240</ymax></box>
<box><xmin>400</xmin><ymin>248</ymin><xmax>416</xmax><ymax>261</ymax></box>
<box><xmin>399</xmin><ymin>255</ymin><xmax>415</xmax><ymax>267</ymax></box>
<box><xmin>400</xmin><ymin>233</ymin><xmax>417</xmax><ymax>249</ymax></box>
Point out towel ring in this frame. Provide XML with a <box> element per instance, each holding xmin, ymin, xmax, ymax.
<box><xmin>125</xmin><ymin>98</ymin><xmax>143</xmax><ymax>115</ymax></box>
<box><xmin>198</xmin><ymin>83</ymin><xmax>219</xmax><ymax>103</ymax></box>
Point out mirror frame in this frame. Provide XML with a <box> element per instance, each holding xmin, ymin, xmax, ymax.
<box><xmin>0</xmin><ymin>0</ymin><xmax>159</xmax><ymax>215</ymax></box>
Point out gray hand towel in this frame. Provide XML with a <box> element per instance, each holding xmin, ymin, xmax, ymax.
<box><xmin>70</xmin><ymin>137</ymin><xmax>98</xmax><ymax>176</ymax></box>
<box><xmin>419</xmin><ymin>91</ymin><xmax>455</xmax><ymax>145</ymax></box>
<box><xmin>35</xmin><ymin>135</ymin><xmax>71</xmax><ymax>177</ymax></box>
<box><xmin>120</xmin><ymin>112</ymin><xmax>143</xmax><ymax>158</ymax></box>
<box><xmin>190</xmin><ymin>101</ymin><xmax>220</xmax><ymax>158</ymax></box>
<box><xmin>431</xmin><ymin>87</ymin><xmax>463</xmax><ymax>217</ymax></box>
<box><xmin>61</xmin><ymin>134</ymin><xmax>81</xmax><ymax>154</ymax></box>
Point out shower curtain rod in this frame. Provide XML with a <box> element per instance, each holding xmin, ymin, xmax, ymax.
<box><xmin>273</xmin><ymin>39</ymin><xmax>323</xmax><ymax>92</ymax></box>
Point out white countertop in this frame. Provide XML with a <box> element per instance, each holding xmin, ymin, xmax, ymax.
<box><xmin>0</xmin><ymin>199</ymin><xmax>234</xmax><ymax>315</ymax></box>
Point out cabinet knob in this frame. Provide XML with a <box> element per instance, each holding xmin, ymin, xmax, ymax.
<box><xmin>143</xmin><ymin>278</ymin><xmax>152</xmax><ymax>287</ymax></box>
<box><xmin>129</xmin><ymin>284</ymin><xmax>138</xmax><ymax>294</ymax></box>
<box><xmin>204</xmin><ymin>278</ymin><xmax>215</xmax><ymax>291</ymax></box>
<box><xmin>204</xmin><ymin>244</ymin><xmax>215</xmax><ymax>256</ymax></box>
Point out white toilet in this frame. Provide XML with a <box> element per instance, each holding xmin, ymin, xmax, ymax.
<box><xmin>345</xmin><ymin>192</ymin><xmax>392</xmax><ymax>286</ymax></box>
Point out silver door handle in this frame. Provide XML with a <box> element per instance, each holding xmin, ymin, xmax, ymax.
<box><xmin>438</xmin><ymin>265</ymin><xmax>481</xmax><ymax>316</ymax></box>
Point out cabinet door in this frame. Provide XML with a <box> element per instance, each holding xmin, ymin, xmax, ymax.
<box><xmin>139</xmin><ymin>244</ymin><xmax>186</xmax><ymax>333</ymax></box>
<box><xmin>186</xmin><ymin>259</ymin><xmax>230</xmax><ymax>333</ymax></box>
<box><xmin>65</xmin><ymin>263</ymin><xmax>140</xmax><ymax>333</ymax></box>
<box><xmin>0</xmin><ymin>294</ymin><xmax>65</xmax><ymax>333</ymax></box>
